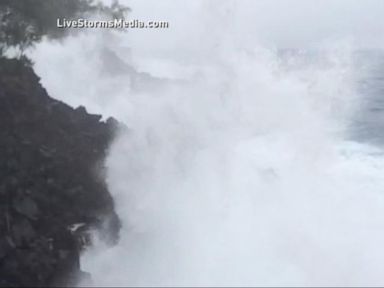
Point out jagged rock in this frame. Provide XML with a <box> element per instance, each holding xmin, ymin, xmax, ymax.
<box><xmin>0</xmin><ymin>57</ymin><xmax>121</xmax><ymax>287</ymax></box>
<box><xmin>11</xmin><ymin>218</ymin><xmax>36</xmax><ymax>247</ymax></box>
<box><xmin>12</xmin><ymin>196</ymin><xmax>39</xmax><ymax>220</ymax></box>
<box><xmin>0</xmin><ymin>237</ymin><xmax>12</xmax><ymax>259</ymax></box>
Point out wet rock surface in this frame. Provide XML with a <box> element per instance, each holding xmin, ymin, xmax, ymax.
<box><xmin>0</xmin><ymin>58</ymin><xmax>120</xmax><ymax>287</ymax></box>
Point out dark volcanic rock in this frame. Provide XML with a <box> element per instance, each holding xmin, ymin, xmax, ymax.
<box><xmin>0</xmin><ymin>58</ymin><xmax>121</xmax><ymax>287</ymax></box>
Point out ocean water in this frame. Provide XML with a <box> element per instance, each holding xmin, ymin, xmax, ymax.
<box><xmin>352</xmin><ymin>51</ymin><xmax>384</xmax><ymax>145</ymax></box>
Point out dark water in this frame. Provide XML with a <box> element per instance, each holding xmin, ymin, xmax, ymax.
<box><xmin>352</xmin><ymin>51</ymin><xmax>384</xmax><ymax>145</ymax></box>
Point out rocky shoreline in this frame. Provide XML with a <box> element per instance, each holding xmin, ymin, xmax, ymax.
<box><xmin>0</xmin><ymin>58</ymin><xmax>120</xmax><ymax>287</ymax></box>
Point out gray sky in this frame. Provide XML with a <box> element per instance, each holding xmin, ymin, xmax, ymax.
<box><xmin>118</xmin><ymin>0</ymin><xmax>384</xmax><ymax>50</ymax></box>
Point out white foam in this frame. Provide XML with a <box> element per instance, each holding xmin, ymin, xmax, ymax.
<box><xmin>30</xmin><ymin>1</ymin><xmax>384</xmax><ymax>286</ymax></box>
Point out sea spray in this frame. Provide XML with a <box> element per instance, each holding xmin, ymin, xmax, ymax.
<box><xmin>30</xmin><ymin>1</ymin><xmax>384</xmax><ymax>286</ymax></box>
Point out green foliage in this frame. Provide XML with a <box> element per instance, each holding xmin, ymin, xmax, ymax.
<box><xmin>0</xmin><ymin>0</ymin><xmax>129</xmax><ymax>54</ymax></box>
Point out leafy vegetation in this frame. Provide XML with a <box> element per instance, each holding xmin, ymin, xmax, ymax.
<box><xmin>0</xmin><ymin>0</ymin><xmax>129</xmax><ymax>55</ymax></box>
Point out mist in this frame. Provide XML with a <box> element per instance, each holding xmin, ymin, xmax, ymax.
<box><xmin>30</xmin><ymin>0</ymin><xmax>384</xmax><ymax>286</ymax></box>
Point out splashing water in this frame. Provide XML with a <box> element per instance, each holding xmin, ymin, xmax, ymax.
<box><xmin>31</xmin><ymin>1</ymin><xmax>384</xmax><ymax>286</ymax></box>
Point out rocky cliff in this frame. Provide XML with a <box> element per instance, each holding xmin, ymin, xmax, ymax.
<box><xmin>0</xmin><ymin>58</ymin><xmax>120</xmax><ymax>287</ymax></box>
